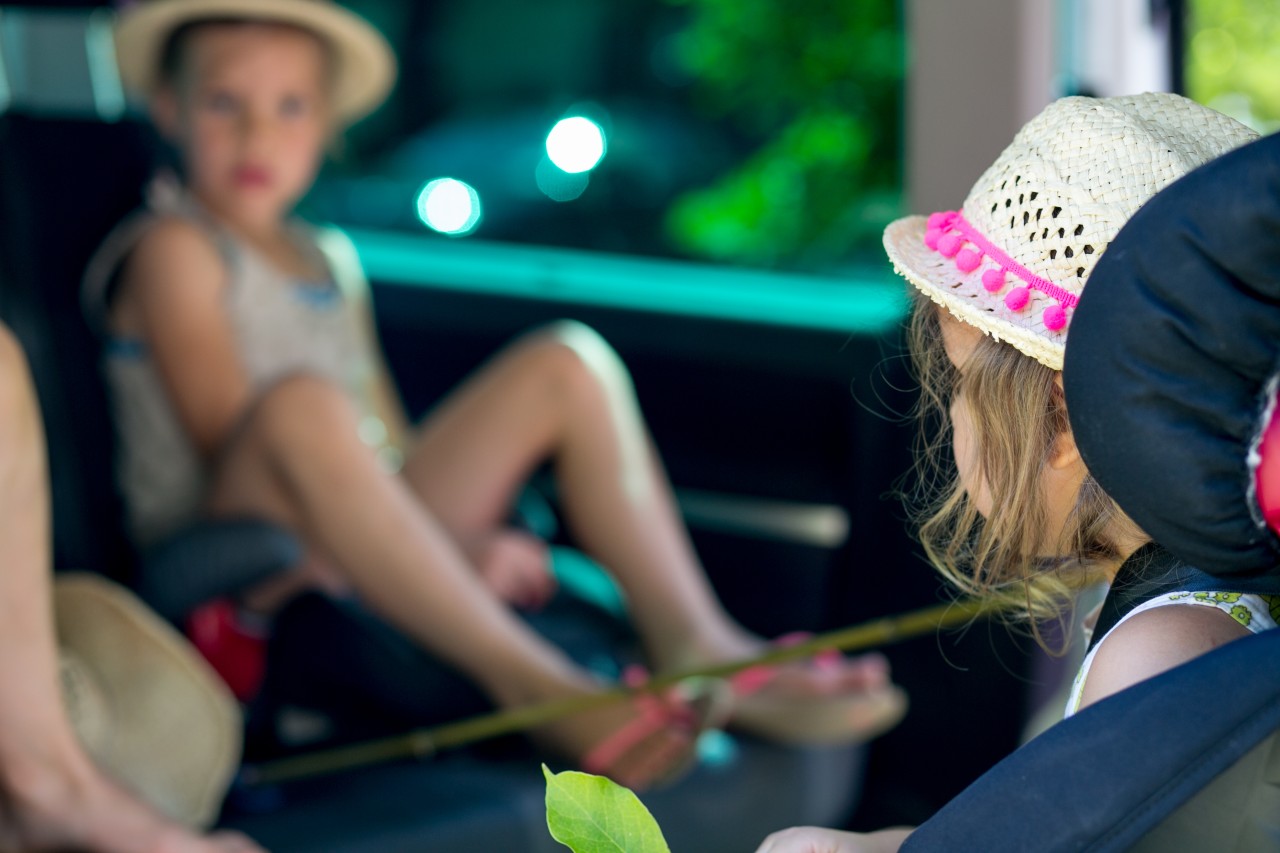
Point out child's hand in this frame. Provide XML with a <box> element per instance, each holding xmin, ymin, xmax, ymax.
<box><xmin>466</xmin><ymin>528</ymin><xmax>557</xmax><ymax>611</ymax></box>
<box><xmin>755</xmin><ymin>827</ymin><xmax>911</xmax><ymax>853</ymax></box>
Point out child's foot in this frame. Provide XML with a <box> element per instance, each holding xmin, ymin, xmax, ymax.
<box><xmin>530</xmin><ymin>672</ymin><xmax>730</xmax><ymax>791</ymax></box>
<box><xmin>0</xmin><ymin>757</ymin><xmax>263</xmax><ymax>853</ymax></box>
<box><xmin>663</xmin><ymin>633</ymin><xmax>908</xmax><ymax>746</ymax></box>
<box><xmin>727</xmin><ymin>653</ymin><xmax>908</xmax><ymax>745</ymax></box>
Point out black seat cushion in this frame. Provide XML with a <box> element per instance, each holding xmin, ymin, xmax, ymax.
<box><xmin>902</xmin><ymin>627</ymin><xmax>1280</xmax><ymax>852</ymax></box>
<box><xmin>0</xmin><ymin>114</ymin><xmax>155</xmax><ymax>580</ymax></box>
<box><xmin>1065</xmin><ymin>132</ymin><xmax>1280</xmax><ymax>578</ymax></box>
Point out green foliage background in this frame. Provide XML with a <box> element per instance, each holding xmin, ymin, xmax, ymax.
<box><xmin>661</xmin><ymin>0</ymin><xmax>905</xmax><ymax>270</ymax></box>
<box><xmin>1186</xmin><ymin>0</ymin><xmax>1280</xmax><ymax>131</ymax></box>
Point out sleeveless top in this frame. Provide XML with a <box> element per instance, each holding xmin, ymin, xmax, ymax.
<box><xmin>1059</xmin><ymin>548</ymin><xmax>1280</xmax><ymax>712</ymax></box>
<box><xmin>83</xmin><ymin>183</ymin><xmax>390</xmax><ymax>546</ymax></box>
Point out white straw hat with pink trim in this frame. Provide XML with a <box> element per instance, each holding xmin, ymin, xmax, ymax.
<box><xmin>883</xmin><ymin>93</ymin><xmax>1257</xmax><ymax>370</ymax></box>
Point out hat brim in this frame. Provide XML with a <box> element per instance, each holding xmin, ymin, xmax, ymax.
<box><xmin>114</xmin><ymin>0</ymin><xmax>396</xmax><ymax>125</ymax></box>
<box><xmin>884</xmin><ymin>215</ymin><xmax>1068</xmax><ymax>370</ymax></box>
<box><xmin>55</xmin><ymin>574</ymin><xmax>240</xmax><ymax>829</ymax></box>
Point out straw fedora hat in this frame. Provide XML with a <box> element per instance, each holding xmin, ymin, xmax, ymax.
<box><xmin>55</xmin><ymin>574</ymin><xmax>241</xmax><ymax>829</ymax></box>
<box><xmin>114</xmin><ymin>0</ymin><xmax>396</xmax><ymax>125</ymax></box>
<box><xmin>883</xmin><ymin>93</ymin><xmax>1257</xmax><ymax>370</ymax></box>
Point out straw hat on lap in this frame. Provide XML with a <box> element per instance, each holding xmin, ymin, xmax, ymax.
<box><xmin>56</xmin><ymin>574</ymin><xmax>241</xmax><ymax>829</ymax></box>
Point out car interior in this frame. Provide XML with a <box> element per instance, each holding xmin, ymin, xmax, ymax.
<box><xmin>0</xmin><ymin>1</ymin><xmax>1275</xmax><ymax>851</ymax></box>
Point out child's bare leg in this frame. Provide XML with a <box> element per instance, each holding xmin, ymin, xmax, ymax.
<box><xmin>399</xmin><ymin>322</ymin><xmax>749</xmax><ymax>667</ymax></box>
<box><xmin>205</xmin><ymin>372</ymin><xmax>690</xmax><ymax>781</ymax></box>
<box><xmin>0</xmin><ymin>329</ymin><xmax>260</xmax><ymax>853</ymax></box>
<box><xmin>399</xmin><ymin>323</ymin><xmax>894</xmax><ymax>697</ymax></box>
<box><xmin>406</xmin><ymin>322</ymin><xmax>905</xmax><ymax>741</ymax></box>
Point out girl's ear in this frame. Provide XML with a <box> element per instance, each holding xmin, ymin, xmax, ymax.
<box><xmin>1050</xmin><ymin>374</ymin><xmax>1082</xmax><ymax>470</ymax></box>
<box><xmin>1050</xmin><ymin>425</ymin><xmax>1083</xmax><ymax>470</ymax></box>
<box><xmin>150</xmin><ymin>86</ymin><xmax>182</xmax><ymax>141</ymax></box>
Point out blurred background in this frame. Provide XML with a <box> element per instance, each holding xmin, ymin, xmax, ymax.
<box><xmin>5</xmin><ymin>0</ymin><xmax>1275</xmax><ymax>273</ymax></box>
<box><xmin>0</xmin><ymin>0</ymin><xmax>1277</xmax><ymax>847</ymax></box>
<box><xmin>216</xmin><ymin>0</ymin><xmax>1280</xmax><ymax>269</ymax></box>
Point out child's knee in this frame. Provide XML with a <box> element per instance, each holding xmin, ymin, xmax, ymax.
<box><xmin>244</xmin><ymin>372</ymin><xmax>355</xmax><ymax>443</ymax></box>
<box><xmin>525</xmin><ymin>320</ymin><xmax>632</xmax><ymax>396</ymax></box>
<box><xmin>0</xmin><ymin>327</ymin><xmax>35</xmax><ymax>416</ymax></box>
<box><xmin>0</xmin><ymin>326</ymin><xmax>27</xmax><ymax>384</ymax></box>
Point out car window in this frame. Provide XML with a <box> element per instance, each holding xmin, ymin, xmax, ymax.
<box><xmin>306</xmin><ymin>0</ymin><xmax>906</xmax><ymax>276</ymax></box>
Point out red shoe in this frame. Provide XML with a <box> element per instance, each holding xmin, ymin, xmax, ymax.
<box><xmin>186</xmin><ymin>599</ymin><xmax>269</xmax><ymax>702</ymax></box>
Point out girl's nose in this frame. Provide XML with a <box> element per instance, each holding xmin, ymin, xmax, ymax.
<box><xmin>237</xmin><ymin>112</ymin><xmax>275</xmax><ymax>147</ymax></box>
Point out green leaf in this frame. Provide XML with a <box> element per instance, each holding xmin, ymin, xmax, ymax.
<box><xmin>543</xmin><ymin>765</ymin><xmax>672</xmax><ymax>853</ymax></box>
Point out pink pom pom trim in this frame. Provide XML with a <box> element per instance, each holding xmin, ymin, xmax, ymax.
<box><xmin>1004</xmin><ymin>286</ymin><xmax>1030</xmax><ymax>312</ymax></box>
<box><xmin>937</xmin><ymin>233</ymin><xmax>963</xmax><ymax>258</ymax></box>
<box><xmin>955</xmin><ymin>249</ymin><xmax>982</xmax><ymax>273</ymax></box>
<box><xmin>921</xmin><ymin>210</ymin><xmax>1079</xmax><ymax>330</ymax></box>
<box><xmin>1043</xmin><ymin>304</ymin><xmax>1067</xmax><ymax>331</ymax></box>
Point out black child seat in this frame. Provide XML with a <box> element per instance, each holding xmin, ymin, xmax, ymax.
<box><xmin>903</xmin><ymin>623</ymin><xmax>1280</xmax><ymax>853</ymax></box>
<box><xmin>0</xmin><ymin>10</ymin><xmax>867</xmax><ymax>849</ymax></box>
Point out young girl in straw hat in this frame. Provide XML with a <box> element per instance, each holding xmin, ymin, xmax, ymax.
<box><xmin>755</xmin><ymin>93</ymin><xmax>1270</xmax><ymax>852</ymax></box>
<box><xmin>87</xmin><ymin>0</ymin><xmax>906</xmax><ymax>789</ymax></box>
<box><xmin>0</xmin><ymin>319</ymin><xmax>262</xmax><ymax>852</ymax></box>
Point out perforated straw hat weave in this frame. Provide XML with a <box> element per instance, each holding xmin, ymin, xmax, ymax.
<box><xmin>883</xmin><ymin>93</ymin><xmax>1258</xmax><ymax>370</ymax></box>
<box><xmin>114</xmin><ymin>0</ymin><xmax>396</xmax><ymax>125</ymax></box>
<box><xmin>55</xmin><ymin>574</ymin><xmax>241</xmax><ymax>829</ymax></box>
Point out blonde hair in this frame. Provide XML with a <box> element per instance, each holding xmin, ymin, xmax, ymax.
<box><xmin>907</xmin><ymin>293</ymin><xmax>1142</xmax><ymax>643</ymax></box>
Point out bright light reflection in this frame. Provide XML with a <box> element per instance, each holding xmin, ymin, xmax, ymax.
<box><xmin>546</xmin><ymin>116</ymin><xmax>607</xmax><ymax>174</ymax></box>
<box><xmin>536</xmin><ymin>157</ymin><xmax>590</xmax><ymax>202</ymax></box>
<box><xmin>416</xmin><ymin>178</ymin><xmax>482</xmax><ymax>236</ymax></box>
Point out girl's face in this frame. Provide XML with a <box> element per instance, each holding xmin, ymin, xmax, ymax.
<box><xmin>157</xmin><ymin>24</ymin><xmax>332</xmax><ymax>231</ymax></box>
<box><xmin>938</xmin><ymin>313</ymin><xmax>994</xmax><ymax>517</ymax></box>
<box><xmin>938</xmin><ymin>308</ymin><xmax>1088</xmax><ymax>547</ymax></box>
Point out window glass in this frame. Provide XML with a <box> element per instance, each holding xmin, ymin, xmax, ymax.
<box><xmin>1185</xmin><ymin>0</ymin><xmax>1280</xmax><ymax>131</ymax></box>
<box><xmin>306</xmin><ymin>1</ymin><xmax>906</xmax><ymax>275</ymax></box>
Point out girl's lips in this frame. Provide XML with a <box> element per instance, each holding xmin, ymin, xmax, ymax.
<box><xmin>232</xmin><ymin>166</ymin><xmax>272</xmax><ymax>188</ymax></box>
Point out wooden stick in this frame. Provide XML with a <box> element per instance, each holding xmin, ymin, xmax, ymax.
<box><xmin>241</xmin><ymin>597</ymin><xmax>1000</xmax><ymax>786</ymax></box>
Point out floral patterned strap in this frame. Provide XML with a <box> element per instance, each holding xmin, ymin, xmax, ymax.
<box><xmin>1066</xmin><ymin>590</ymin><xmax>1279</xmax><ymax>718</ymax></box>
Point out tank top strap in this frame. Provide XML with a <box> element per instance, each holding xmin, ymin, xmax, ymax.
<box><xmin>81</xmin><ymin>175</ymin><xmax>238</xmax><ymax>336</ymax></box>
<box><xmin>309</xmin><ymin>225</ymin><xmax>368</xmax><ymax>302</ymax></box>
<box><xmin>1088</xmin><ymin>542</ymin><xmax>1280</xmax><ymax>654</ymax></box>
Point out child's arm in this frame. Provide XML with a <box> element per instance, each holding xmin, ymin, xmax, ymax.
<box><xmin>118</xmin><ymin>218</ymin><xmax>255</xmax><ymax>458</ymax></box>
<box><xmin>1077</xmin><ymin>603</ymin><xmax>1250</xmax><ymax>711</ymax></box>
<box><xmin>314</xmin><ymin>228</ymin><xmax>411</xmax><ymax>452</ymax></box>
<box><xmin>755</xmin><ymin>827</ymin><xmax>913</xmax><ymax>853</ymax></box>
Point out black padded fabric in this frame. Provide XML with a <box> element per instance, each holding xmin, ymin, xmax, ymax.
<box><xmin>0</xmin><ymin>115</ymin><xmax>153</xmax><ymax>580</ymax></box>
<box><xmin>140</xmin><ymin>520</ymin><xmax>304</xmax><ymax>623</ymax></box>
<box><xmin>902</xmin><ymin>627</ymin><xmax>1280</xmax><ymax>853</ymax></box>
<box><xmin>1064</xmin><ymin>132</ymin><xmax>1280</xmax><ymax>577</ymax></box>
